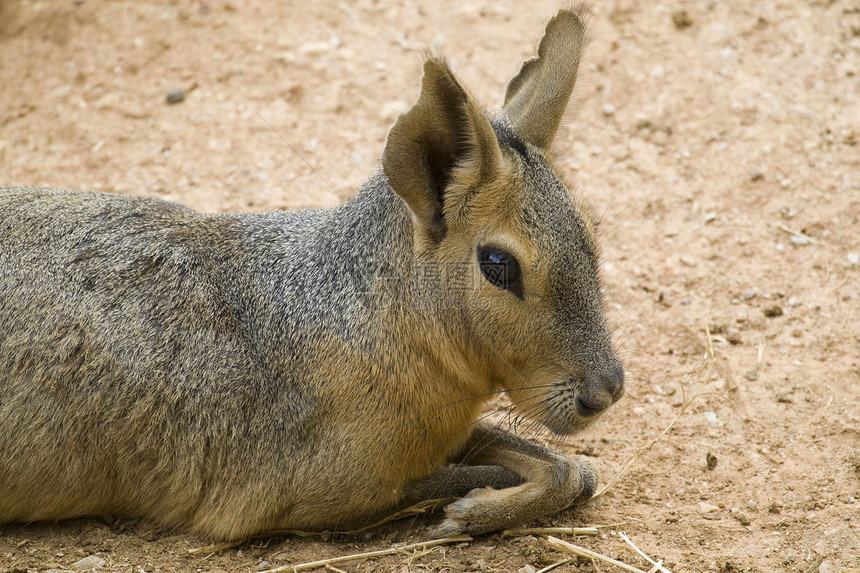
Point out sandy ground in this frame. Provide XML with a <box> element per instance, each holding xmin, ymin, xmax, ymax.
<box><xmin>1</xmin><ymin>0</ymin><xmax>859</xmax><ymax>571</ymax></box>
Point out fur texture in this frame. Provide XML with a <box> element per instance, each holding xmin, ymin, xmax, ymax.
<box><xmin>0</xmin><ymin>8</ymin><xmax>623</xmax><ymax>540</ymax></box>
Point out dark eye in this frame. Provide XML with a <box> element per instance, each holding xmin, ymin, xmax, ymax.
<box><xmin>478</xmin><ymin>246</ymin><xmax>523</xmax><ymax>299</ymax></box>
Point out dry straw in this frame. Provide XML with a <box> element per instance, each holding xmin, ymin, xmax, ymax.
<box><xmin>268</xmin><ymin>536</ymin><xmax>471</xmax><ymax>573</ymax></box>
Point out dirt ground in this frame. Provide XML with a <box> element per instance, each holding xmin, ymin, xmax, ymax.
<box><xmin>1</xmin><ymin>0</ymin><xmax>858</xmax><ymax>571</ymax></box>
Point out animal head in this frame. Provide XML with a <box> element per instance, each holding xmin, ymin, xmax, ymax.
<box><xmin>382</xmin><ymin>9</ymin><xmax>624</xmax><ymax>435</ymax></box>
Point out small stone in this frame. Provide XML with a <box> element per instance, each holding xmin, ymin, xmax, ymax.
<box><xmin>763</xmin><ymin>305</ymin><xmax>783</xmax><ymax>318</ymax></box>
<box><xmin>257</xmin><ymin>561</ymin><xmax>271</xmax><ymax>571</ymax></box>
<box><xmin>703</xmin><ymin>411</ymin><xmax>722</xmax><ymax>426</ymax></box>
<box><xmin>744</xmin><ymin>369</ymin><xmax>758</xmax><ymax>381</ymax></box>
<box><xmin>740</xmin><ymin>289</ymin><xmax>757</xmax><ymax>301</ymax></box>
<box><xmin>602</xmin><ymin>103</ymin><xmax>616</xmax><ymax>116</ymax></box>
<box><xmin>706</xmin><ymin>452</ymin><xmax>718</xmax><ymax>470</ymax></box>
<box><xmin>847</xmin><ymin>253</ymin><xmax>859</xmax><ymax>266</ymax></box>
<box><xmin>698</xmin><ymin>502</ymin><xmax>720</xmax><ymax>514</ymax></box>
<box><xmin>72</xmin><ymin>555</ymin><xmax>106</xmax><ymax>569</ymax></box>
<box><xmin>518</xmin><ymin>566</ymin><xmax>537</xmax><ymax>573</ymax></box>
<box><xmin>726</xmin><ymin>327</ymin><xmax>742</xmax><ymax>345</ymax></box>
<box><xmin>672</xmin><ymin>11</ymin><xmax>693</xmax><ymax>30</ymax></box>
<box><xmin>788</xmin><ymin>296</ymin><xmax>801</xmax><ymax>307</ymax></box>
<box><xmin>750</xmin><ymin>170</ymin><xmax>764</xmax><ymax>181</ymax></box>
<box><xmin>789</xmin><ymin>233</ymin><xmax>810</xmax><ymax>246</ymax></box>
<box><xmin>747</xmin><ymin>500</ymin><xmax>757</xmax><ymax>511</ymax></box>
<box><xmin>166</xmin><ymin>87</ymin><xmax>185</xmax><ymax>104</ymax></box>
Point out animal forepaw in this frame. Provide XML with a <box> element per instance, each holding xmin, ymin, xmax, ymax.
<box><xmin>428</xmin><ymin>489</ymin><xmax>503</xmax><ymax>537</ymax></box>
<box><xmin>572</xmin><ymin>455</ymin><xmax>599</xmax><ymax>504</ymax></box>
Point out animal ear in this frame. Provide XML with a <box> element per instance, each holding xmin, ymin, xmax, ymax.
<box><xmin>383</xmin><ymin>58</ymin><xmax>501</xmax><ymax>244</ymax></box>
<box><xmin>502</xmin><ymin>9</ymin><xmax>585</xmax><ymax>152</ymax></box>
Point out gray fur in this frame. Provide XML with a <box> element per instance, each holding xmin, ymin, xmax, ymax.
<box><xmin>0</xmin><ymin>9</ymin><xmax>623</xmax><ymax>540</ymax></box>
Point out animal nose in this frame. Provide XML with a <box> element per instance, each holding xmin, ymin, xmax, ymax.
<box><xmin>574</xmin><ymin>394</ymin><xmax>610</xmax><ymax>417</ymax></box>
<box><xmin>605</xmin><ymin>365</ymin><xmax>625</xmax><ymax>402</ymax></box>
<box><xmin>573</xmin><ymin>366</ymin><xmax>625</xmax><ymax>418</ymax></box>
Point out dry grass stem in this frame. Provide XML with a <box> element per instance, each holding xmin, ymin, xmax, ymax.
<box><xmin>268</xmin><ymin>536</ymin><xmax>471</xmax><ymax>572</ymax></box>
<box><xmin>502</xmin><ymin>526</ymin><xmax>599</xmax><ymax>537</ymax></box>
<box><xmin>618</xmin><ymin>532</ymin><xmax>673</xmax><ymax>573</ymax></box>
<box><xmin>704</xmin><ymin>320</ymin><xmax>715</xmax><ymax>361</ymax></box>
<box><xmin>535</xmin><ymin>557</ymin><xmax>573</xmax><ymax>572</ymax></box>
<box><xmin>545</xmin><ymin>535</ymin><xmax>649</xmax><ymax>573</ymax></box>
<box><xmin>776</xmin><ymin>224</ymin><xmax>825</xmax><ymax>246</ymax></box>
<box><xmin>324</xmin><ymin>565</ymin><xmax>349</xmax><ymax>573</ymax></box>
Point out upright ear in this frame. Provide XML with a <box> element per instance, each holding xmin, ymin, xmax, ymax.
<box><xmin>502</xmin><ymin>9</ymin><xmax>585</xmax><ymax>152</ymax></box>
<box><xmin>382</xmin><ymin>58</ymin><xmax>501</xmax><ymax>244</ymax></box>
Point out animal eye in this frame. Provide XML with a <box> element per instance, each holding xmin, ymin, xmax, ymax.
<box><xmin>478</xmin><ymin>246</ymin><xmax>523</xmax><ymax>298</ymax></box>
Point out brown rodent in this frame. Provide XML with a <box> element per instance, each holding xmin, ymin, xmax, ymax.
<box><xmin>0</xmin><ymin>8</ymin><xmax>623</xmax><ymax>540</ymax></box>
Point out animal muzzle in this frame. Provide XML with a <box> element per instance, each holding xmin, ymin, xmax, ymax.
<box><xmin>574</xmin><ymin>364</ymin><xmax>625</xmax><ymax>418</ymax></box>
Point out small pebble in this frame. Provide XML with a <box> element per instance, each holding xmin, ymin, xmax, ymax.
<box><xmin>763</xmin><ymin>305</ymin><xmax>783</xmax><ymax>318</ymax></box>
<box><xmin>602</xmin><ymin>103</ymin><xmax>616</xmax><ymax>116</ymax></box>
<box><xmin>747</xmin><ymin>500</ymin><xmax>757</xmax><ymax>510</ymax></box>
<box><xmin>166</xmin><ymin>87</ymin><xmax>185</xmax><ymax>104</ymax></box>
<box><xmin>744</xmin><ymin>369</ymin><xmax>758</xmax><ymax>381</ymax></box>
<box><xmin>787</xmin><ymin>296</ymin><xmax>800</xmax><ymax>307</ymax></box>
<box><xmin>726</xmin><ymin>327</ymin><xmax>742</xmax><ymax>344</ymax></box>
<box><xmin>256</xmin><ymin>561</ymin><xmax>271</xmax><ymax>571</ymax></box>
<box><xmin>672</xmin><ymin>10</ymin><xmax>693</xmax><ymax>29</ymax></box>
<box><xmin>706</xmin><ymin>452</ymin><xmax>718</xmax><ymax>470</ymax></box>
<box><xmin>698</xmin><ymin>502</ymin><xmax>720</xmax><ymax>514</ymax></box>
<box><xmin>750</xmin><ymin>170</ymin><xmax>764</xmax><ymax>181</ymax></box>
<box><xmin>72</xmin><ymin>555</ymin><xmax>106</xmax><ymax>570</ymax></box>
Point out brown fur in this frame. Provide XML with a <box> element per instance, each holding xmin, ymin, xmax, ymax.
<box><xmin>0</xmin><ymin>8</ymin><xmax>623</xmax><ymax>540</ymax></box>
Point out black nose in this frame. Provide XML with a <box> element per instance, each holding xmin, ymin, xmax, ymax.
<box><xmin>606</xmin><ymin>365</ymin><xmax>625</xmax><ymax>402</ymax></box>
<box><xmin>575</xmin><ymin>395</ymin><xmax>609</xmax><ymax>417</ymax></box>
<box><xmin>574</xmin><ymin>366</ymin><xmax>625</xmax><ymax>418</ymax></box>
